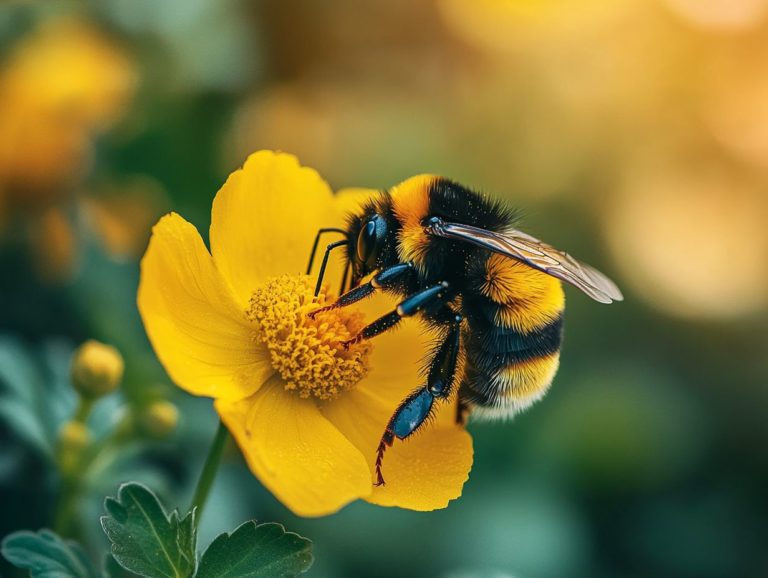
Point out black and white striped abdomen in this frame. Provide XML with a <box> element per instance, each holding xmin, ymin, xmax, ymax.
<box><xmin>458</xmin><ymin>252</ymin><xmax>565</xmax><ymax>419</ymax></box>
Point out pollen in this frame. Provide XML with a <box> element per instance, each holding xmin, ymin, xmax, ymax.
<box><xmin>247</xmin><ymin>275</ymin><xmax>372</xmax><ymax>401</ymax></box>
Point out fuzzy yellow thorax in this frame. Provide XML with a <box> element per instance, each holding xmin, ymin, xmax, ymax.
<box><xmin>247</xmin><ymin>275</ymin><xmax>371</xmax><ymax>401</ymax></box>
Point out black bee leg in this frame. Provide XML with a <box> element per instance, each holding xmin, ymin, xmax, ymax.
<box><xmin>312</xmin><ymin>239</ymin><xmax>348</xmax><ymax>297</ymax></box>
<box><xmin>305</xmin><ymin>228</ymin><xmax>347</xmax><ymax>275</ymax></box>
<box><xmin>341</xmin><ymin>280</ymin><xmax>450</xmax><ymax>348</ymax></box>
<box><xmin>340</xmin><ymin>259</ymin><xmax>352</xmax><ymax>294</ymax></box>
<box><xmin>375</xmin><ymin>314</ymin><xmax>462</xmax><ymax>486</ymax></box>
<box><xmin>308</xmin><ymin>262</ymin><xmax>414</xmax><ymax>319</ymax></box>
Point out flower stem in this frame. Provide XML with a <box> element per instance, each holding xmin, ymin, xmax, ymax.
<box><xmin>53</xmin><ymin>417</ymin><xmax>131</xmax><ymax>536</ymax></box>
<box><xmin>74</xmin><ymin>397</ymin><xmax>95</xmax><ymax>422</ymax></box>
<box><xmin>53</xmin><ymin>479</ymin><xmax>78</xmax><ymax>536</ymax></box>
<box><xmin>190</xmin><ymin>420</ymin><xmax>229</xmax><ymax>527</ymax></box>
<box><xmin>53</xmin><ymin>398</ymin><xmax>96</xmax><ymax>536</ymax></box>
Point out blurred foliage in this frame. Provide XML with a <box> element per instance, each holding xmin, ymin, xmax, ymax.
<box><xmin>1</xmin><ymin>0</ymin><xmax>767</xmax><ymax>577</ymax></box>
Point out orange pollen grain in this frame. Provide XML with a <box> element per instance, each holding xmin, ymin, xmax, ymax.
<box><xmin>247</xmin><ymin>275</ymin><xmax>371</xmax><ymax>400</ymax></box>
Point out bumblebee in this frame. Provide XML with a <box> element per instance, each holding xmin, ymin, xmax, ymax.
<box><xmin>307</xmin><ymin>175</ymin><xmax>622</xmax><ymax>485</ymax></box>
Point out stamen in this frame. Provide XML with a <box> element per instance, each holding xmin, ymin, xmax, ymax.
<box><xmin>247</xmin><ymin>275</ymin><xmax>371</xmax><ymax>400</ymax></box>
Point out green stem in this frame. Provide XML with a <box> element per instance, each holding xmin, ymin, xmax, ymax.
<box><xmin>53</xmin><ymin>411</ymin><xmax>130</xmax><ymax>536</ymax></box>
<box><xmin>190</xmin><ymin>420</ymin><xmax>229</xmax><ymax>527</ymax></box>
<box><xmin>53</xmin><ymin>398</ymin><xmax>95</xmax><ymax>536</ymax></box>
<box><xmin>74</xmin><ymin>397</ymin><xmax>94</xmax><ymax>423</ymax></box>
<box><xmin>53</xmin><ymin>479</ymin><xmax>77</xmax><ymax>536</ymax></box>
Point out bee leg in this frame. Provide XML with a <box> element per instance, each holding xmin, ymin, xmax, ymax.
<box><xmin>309</xmin><ymin>262</ymin><xmax>413</xmax><ymax>319</ymax></box>
<box><xmin>340</xmin><ymin>259</ymin><xmax>352</xmax><ymax>294</ymax></box>
<box><xmin>375</xmin><ymin>388</ymin><xmax>435</xmax><ymax>486</ymax></box>
<box><xmin>305</xmin><ymin>228</ymin><xmax>347</xmax><ymax>275</ymax></box>
<box><xmin>375</xmin><ymin>314</ymin><xmax>462</xmax><ymax>486</ymax></box>
<box><xmin>341</xmin><ymin>280</ymin><xmax>449</xmax><ymax>347</ymax></box>
<box><xmin>312</xmin><ymin>239</ymin><xmax>348</xmax><ymax>297</ymax></box>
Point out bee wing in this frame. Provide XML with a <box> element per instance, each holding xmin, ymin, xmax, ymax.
<box><xmin>428</xmin><ymin>220</ymin><xmax>623</xmax><ymax>304</ymax></box>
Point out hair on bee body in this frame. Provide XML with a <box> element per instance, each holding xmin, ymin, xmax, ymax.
<box><xmin>309</xmin><ymin>175</ymin><xmax>622</xmax><ymax>485</ymax></box>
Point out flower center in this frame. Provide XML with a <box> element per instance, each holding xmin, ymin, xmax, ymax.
<box><xmin>247</xmin><ymin>275</ymin><xmax>372</xmax><ymax>401</ymax></box>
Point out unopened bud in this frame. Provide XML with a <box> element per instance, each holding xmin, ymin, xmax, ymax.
<box><xmin>138</xmin><ymin>400</ymin><xmax>179</xmax><ymax>439</ymax></box>
<box><xmin>70</xmin><ymin>340</ymin><xmax>124</xmax><ymax>398</ymax></box>
<box><xmin>58</xmin><ymin>420</ymin><xmax>91</xmax><ymax>451</ymax></box>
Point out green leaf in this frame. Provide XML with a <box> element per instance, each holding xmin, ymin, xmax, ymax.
<box><xmin>196</xmin><ymin>521</ymin><xmax>313</xmax><ymax>578</ymax></box>
<box><xmin>100</xmin><ymin>482</ymin><xmax>197</xmax><ymax>578</ymax></box>
<box><xmin>0</xmin><ymin>337</ymin><xmax>75</xmax><ymax>460</ymax></box>
<box><xmin>103</xmin><ymin>554</ymin><xmax>142</xmax><ymax>578</ymax></box>
<box><xmin>1</xmin><ymin>529</ymin><xmax>99</xmax><ymax>578</ymax></box>
<box><xmin>174</xmin><ymin>510</ymin><xmax>197</xmax><ymax>576</ymax></box>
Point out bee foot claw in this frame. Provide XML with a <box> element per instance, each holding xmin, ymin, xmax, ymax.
<box><xmin>308</xmin><ymin>308</ymin><xmax>326</xmax><ymax>320</ymax></box>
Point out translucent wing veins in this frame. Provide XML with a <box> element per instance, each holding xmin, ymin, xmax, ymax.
<box><xmin>425</xmin><ymin>218</ymin><xmax>623</xmax><ymax>304</ymax></box>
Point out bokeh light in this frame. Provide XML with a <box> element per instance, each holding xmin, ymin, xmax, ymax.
<box><xmin>660</xmin><ymin>0</ymin><xmax>768</xmax><ymax>31</ymax></box>
<box><xmin>1</xmin><ymin>1</ymin><xmax>767</xmax><ymax>577</ymax></box>
<box><xmin>606</xmin><ymin>162</ymin><xmax>768</xmax><ymax>319</ymax></box>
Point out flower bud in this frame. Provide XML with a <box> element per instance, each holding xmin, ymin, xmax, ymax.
<box><xmin>70</xmin><ymin>340</ymin><xmax>124</xmax><ymax>398</ymax></box>
<box><xmin>58</xmin><ymin>420</ymin><xmax>91</xmax><ymax>451</ymax></box>
<box><xmin>138</xmin><ymin>400</ymin><xmax>179</xmax><ymax>439</ymax></box>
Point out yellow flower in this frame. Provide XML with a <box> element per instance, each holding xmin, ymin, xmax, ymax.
<box><xmin>136</xmin><ymin>400</ymin><xmax>180</xmax><ymax>439</ymax></box>
<box><xmin>0</xmin><ymin>18</ymin><xmax>136</xmax><ymax>198</ymax></box>
<box><xmin>0</xmin><ymin>17</ymin><xmax>140</xmax><ymax>280</ymax></box>
<box><xmin>70</xmin><ymin>340</ymin><xmax>125</xmax><ymax>399</ymax></box>
<box><xmin>138</xmin><ymin>151</ymin><xmax>473</xmax><ymax>517</ymax></box>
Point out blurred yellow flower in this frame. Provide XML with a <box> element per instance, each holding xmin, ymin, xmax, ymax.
<box><xmin>137</xmin><ymin>400</ymin><xmax>179</xmax><ymax>439</ymax></box>
<box><xmin>83</xmin><ymin>176</ymin><xmax>170</xmax><ymax>259</ymax></box>
<box><xmin>70</xmin><ymin>339</ymin><xmax>125</xmax><ymax>399</ymax></box>
<box><xmin>138</xmin><ymin>151</ymin><xmax>472</xmax><ymax>517</ymax></box>
<box><xmin>0</xmin><ymin>18</ymin><xmax>137</xmax><ymax>200</ymax></box>
<box><xmin>28</xmin><ymin>206</ymin><xmax>77</xmax><ymax>283</ymax></box>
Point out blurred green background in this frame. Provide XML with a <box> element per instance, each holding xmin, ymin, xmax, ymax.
<box><xmin>1</xmin><ymin>1</ymin><xmax>767</xmax><ymax>577</ymax></box>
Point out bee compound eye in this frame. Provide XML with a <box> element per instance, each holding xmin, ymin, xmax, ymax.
<box><xmin>356</xmin><ymin>220</ymin><xmax>374</xmax><ymax>262</ymax></box>
<box><xmin>356</xmin><ymin>214</ymin><xmax>387</xmax><ymax>267</ymax></box>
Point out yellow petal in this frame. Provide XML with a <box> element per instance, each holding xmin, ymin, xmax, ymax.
<box><xmin>320</xmin><ymin>303</ymin><xmax>434</xmax><ymax>454</ymax></box>
<box><xmin>366</xmin><ymin>405</ymin><xmax>473</xmax><ymax>511</ymax></box>
<box><xmin>138</xmin><ymin>213</ymin><xmax>273</xmax><ymax>400</ymax></box>
<box><xmin>210</xmin><ymin>151</ymin><xmax>338</xmax><ymax>307</ymax></box>
<box><xmin>324</xmin><ymin>305</ymin><xmax>432</xmax><ymax>428</ymax></box>
<box><xmin>324</xmin><ymin>386</ymin><xmax>473</xmax><ymax>511</ymax></box>
<box><xmin>216</xmin><ymin>375</ymin><xmax>372</xmax><ymax>517</ymax></box>
<box><xmin>321</xmin><ymin>316</ymin><xmax>474</xmax><ymax>510</ymax></box>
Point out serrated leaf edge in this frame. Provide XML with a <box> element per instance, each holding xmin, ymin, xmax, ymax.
<box><xmin>100</xmin><ymin>482</ymin><xmax>198</xmax><ymax>578</ymax></box>
<box><xmin>196</xmin><ymin>521</ymin><xmax>313</xmax><ymax>578</ymax></box>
